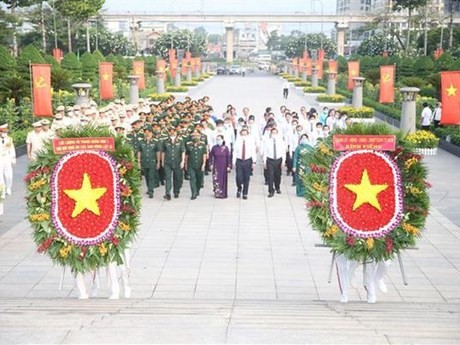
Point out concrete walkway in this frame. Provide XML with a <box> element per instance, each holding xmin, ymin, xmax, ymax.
<box><xmin>0</xmin><ymin>72</ymin><xmax>459</xmax><ymax>344</ymax></box>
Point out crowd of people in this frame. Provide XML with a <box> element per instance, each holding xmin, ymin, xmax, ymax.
<box><xmin>0</xmin><ymin>94</ymin><xmax>353</xmax><ymax>201</ymax></box>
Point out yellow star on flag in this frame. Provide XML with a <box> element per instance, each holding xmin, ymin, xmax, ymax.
<box><xmin>446</xmin><ymin>84</ymin><xmax>457</xmax><ymax>97</ymax></box>
<box><xmin>64</xmin><ymin>173</ymin><xmax>107</xmax><ymax>218</ymax></box>
<box><xmin>344</xmin><ymin>169</ymin><xmax>388</xmax><ymax>212</ymax></box>
<box><xmin>350</xmin><ymin>70</ymin><xmax>357</xmax><ymax>76</ymax></box>
<box><xmin>102</xmin><ymin>73</ymin><xmax>110</xmax><ymax>81</ymax></box>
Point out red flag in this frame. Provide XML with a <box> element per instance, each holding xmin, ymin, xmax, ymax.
<box><xmin>317</xmin><ymin>61</ymin><xmax>324</xmax><ymax>79</ymax></box>
<box><xmin>318</xmin><ymin>49</ymin><xmax>326</xmax><ymax>61</ymax></box>
<box><xmin>99</xmin><ymin>62</ymin><xmax>113</xmax><ymax>100</ymax></box>
<box><xmin>441</xmin><ymin>71</ymin><xmax>460</xmax><ymax>125</ymax></box>
<box><xmin>379</xmin><ymin>65</ymin><xmax>395</xmax><ymax>103</ymax></box>
<box><xmin>132</xmin><ymin>60</ymin><xmax>145</xmax><ymax>90</ymax></box>
<box><xmin>31</xmin><ymin>64</ymin><xmax>53</xmax><ymax>117</ymax></box>
<box><xmin>182</xmin><ymin>51</ymin><xmax>192</xmax><ymax>75</ymax></box>
<box><xmin>168</xmin><ymin>49</ymin><xmax>176</xmax><ymax>78</ymax></box>
<box><xmin>328</xmin><ymin>60</ymin><xmax>338</xmax><ymax>73</ymax></box>
<box><xmin>382</xmin><ymin>50</ymin><xmax>389</xmax><ymax>58</ymax></box>
<box><xmin>303</xmin><ymin>50</ymin><xmax>309</xmax><ymax>63</ymax></box>
<box><xmin>347</xmin><ymin>61</ymin><xmax>360</xmax><ymax>90</ymax></box>
<box><xmin>306</xmin><ymin>58</ymin><xmax>312</xmax><ymax>76</ymax></box>
<box><xmin>52</xmin><ymin>48</ymin><xmax>63</xmax><ymax>63</ymax></box>
<box><xmin>156</xmin><ymin>59</ymin><xmax>166</xmax><ymax>81</ymax></box>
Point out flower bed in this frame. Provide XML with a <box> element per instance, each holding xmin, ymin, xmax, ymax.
<box><xmin>316</xmin><ymin>94</ymin><xmax>346</xmax><ymax>103</ymax></box>
<box><xmin>304</xmin><ymin>123</ymin><xmax>430</xmax><ymax>262</ymax></box>
<box><xmin>303</xmin><ymin>86</ymin><xmax>326</xmax><ymax>93</ymax></box>
<box><xmin>286</xmin><ymin>77</ymin><xmax>302</xmax><ymax>82</ymax></box>
<box><xmin>166</xmin><ymin>86</ymin><xmax>189</xmax><ymax>93</ymax></box>
<box><xmin>182</xmin><ymin>81</ymin><xmax>199</xmax><ymax>87</ymax></box>
<box><xmin>406</xmin><ymin>130</ymin><xmax>439</xmax><ymax>149</ymax></box>
<box><xmin>338</xmin><ymin>105</ymin><xmax>375</xmax><ymax>119</ymax></box>
<box><xmin>148</xmin><ymin>93</ymin><xmax>172</xmax><ymax>102</ymax></box>
<box><xmin>294</xmin><ymin>81</ymin><xmax>311</xmax><ymax>87</ymax></box>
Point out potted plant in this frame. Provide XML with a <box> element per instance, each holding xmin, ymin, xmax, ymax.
<box><xmin>406</xmin><ymin>130</ymin><xmax>439</xmax><ymax>155</ymax></box>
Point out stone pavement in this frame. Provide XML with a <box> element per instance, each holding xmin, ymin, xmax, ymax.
<box><xmin>0</xmin><ymin>72</ymin><xmax>459</xmax><ymax>344</ymax></box>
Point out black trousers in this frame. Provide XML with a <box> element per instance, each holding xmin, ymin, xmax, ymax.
<box><xmin>285</xmin><ymin>151</ymin><xmax>292</xmax><ymax>175</ymax></box>
<box><xmin>236</xmin><ymin>158</ymin><xmax>253</xmax><ymax>195</ymax></box>
<box><xmin>267</xmin><ymin>157</ymin><xmax>282</xmax><ymax>194</ymax></box>
<box><xmin>283</xmin><ymin>88</ymin><xmax>289</xmax><ymax>99</ymax></box>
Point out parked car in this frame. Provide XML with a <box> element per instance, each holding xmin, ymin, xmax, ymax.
<box><xmin>229</xmin><ymin>65</ymin><xmax>242</xmax><ymax>75</ymax></box>
<box><xmin>216</xmin><ymin>66</ymin><xmax>228</xmax><ymax>75</ymax></box>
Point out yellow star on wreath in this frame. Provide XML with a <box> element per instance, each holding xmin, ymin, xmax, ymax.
<box><xmin>64</xmin><ymin>173</ymin><xmax>107</xmax><ymax>218</ymax></box>
<box><xmin>446</xmin><ymin>84</ymin><xmax>457</xmax><ymax>97</ymax></box>
<box><xmin>344</xmin><ymin>169</ymin><xmax>388</xmax><ymax>212</ymax></box>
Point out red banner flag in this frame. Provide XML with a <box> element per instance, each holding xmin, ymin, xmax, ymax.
<box><xmin>303</xmin><ymin>50</ymin><xmax>309</xmax><ymax>63</ymax></box>
<box><xmin>306</xmin><ymin>58</ymin><xmax>312</xmax><ymax>76</ymax></box>
<box><xmin>31</xmin><ymin>64</ymin><xmax>53</xmax><ymax>117</ymax></box>
<box><xmin>441</xmin><ymin>71</ymin><xmax>460</xmax><ymax>125</ymax></box>
<box><xmin>379</xmin><ymin>65</ymin><xmax>395</xmax><ymax>103</ymax></box>
<box><xmin>182</xmin><ymin>51</ymin><xmax>192</xmax><ymax>75</ymax></box>
<box><xmin>347</xmin><ymin>61</ymin><xmax>360</xmax><ymax>90</ymax></box>
<box><xmin>434</xmin><ymin>48</ymin><xmax>444</xmax><ymax>60</ymax></box>
<box><xmin>156</xmin><ymin>59</ymin><xmax>166</xmax><ymax>81</ymax></box>
<box><xmin>168</xmin><ymin>49</ymin><xmax>176</xmax><ymax>78</ymax></box>
<box><xmin>52</xmin><ymin>48</ymin><xmax>63</xmax><ymax>63</ymax></box>
<box><xmin>132</xmin><ymin>60</ymin><xmax>145</xmax><ymax>90</ymax></box>
<box><xmin>318</xmin><ymin>49</ymin><xmax>326</xmax><ymax>61</ymax></box>
<box><xmin>99</xmin><ymin>62</ymin><xmax>114</xmax><ymax>100</ymax></box>
<box><xmin>328</xmin><ymin>60</ymin><xmax>338</xmax><ymax>73</ymax></box>
<box><xmin>317</xmin><ymin>60</ymin><xmax>324</xmax><ymax>79</ymax></box>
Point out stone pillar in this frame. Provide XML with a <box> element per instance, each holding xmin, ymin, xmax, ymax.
<box><xmin>293</xmin><ymin>66</ymin><xmax>299</xmax><ymax>79</ymax></box>
<box><xmin>186</xmin><ymin>65</ymin><xmax>192</xmax><ymax>82</ymax></box>
<box><xmin>311</xmin><ymin>68</ymin><xmax>318</xmax><ymax>88</ymax></box>
<box><xmin>72</xmin><ymin>83</ymin><xmax>91</xmax><ymax>105</ymax></box>
<box><xmin>201</xmin><ymin>63</ymin><xmax>206</xmax><ymax>75</ymax></box>
<box><xmin>194</xmin><ymin>65</ymin><xmax>200</xmax><ymax>79</ymax></box>
<box><xmin>225</xmin><ymin>23</ymin><xmax>234</xmax><ymax>64</ymax></box>
<box><xmin>352</xmin><ymin>77</ymin><xmax>366</xmax><ymax>108</ymax></box>
<box><xmin>127</xmin><ymin>75</ymin><xmax>139</xmax><ymax>105</ymax></box>
<box><xmin>336</xmin><ymin>22</ymin><xmax>348</xmax><ymax>57</ymax></box>
<box><xmin>301</xmin><ymin>70</ymin><xmax>307</xmax><ymax>83</ymax></box>
<box><xmin>400</xmin><ymin>87</ymin><xmax>420</xmax><ymax>134</ymax></box>
<box><xmin>156</xmin><ymin>71</ymin><xmax>165</xmax><ymax>94</ymax></box>
<box><xmin>287</xmin><ymin>65</ymin><xmax>292</xmax><ymax>76</ymax></box>
<box><xmin>327</xmin><ymin>72</ymin><xmax>337</xmax><ymax>95</ymax></box>
<box><xmin>174</xmin><ymin>67</ymin><xmax>181</xmax><ymax>87</ymax></box>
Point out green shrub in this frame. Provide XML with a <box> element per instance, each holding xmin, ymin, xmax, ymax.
<box><xmin>451</xmin><ymin>134</ymin><xmax>460</xmax><ymax>146</ymax></box>
<box><xmin>0</xmin><ymin>45</ymin><xmax>15</xmax><ymax>75</ymax></box>
<box><xmin>17</xmin><ymin>44</ymin><xmax>45</xmax><ymax>79</ymax></box>
<box><xmin>286</xmin><ymin>77</ymin><xmax>302</xmax><ymax>82</ymax></box>
<box><xmin>399</xmin><ymin>76</ymin><xmax>427</xmax><ymax>89</ymax></box>
<box><xmin>193</xmin><ymin>77</ymin><xmax>205</xmax><ymax>82</ymax></box>
<box><xmin>316</xmin><ymin>94</ymin><xmax>346</xmax><ymax>103</ymax></box>
<box><xmin>80</xmin><ymin>52</ymin><xmax>98</xmax><ymax>83</ymax></box>
<box><xmin>61</xmin><ymin>52</ymin><xmax>82</xmax><ymax>82</ymax></box>
<box><xmin>166</xmin><ymin>86</ymin><xmax>188</xmax><ymax>93</ymax></box>
<box><xmin>338</xmin><ymin>105</ymin><xmax>375</xmax><ymax>118</ymax></box>
<box><xmin>303</xmin><ymin>86</ymin><xmax>326</xmax><ymax>93</ymax></box>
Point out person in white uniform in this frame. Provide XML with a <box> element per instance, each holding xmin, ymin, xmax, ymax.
<box><xmin>0</xmin><ymin>123</ymin><xmax>16</xmax><ymax>198</ymax></box>
<box><xmin>26</xmin><ymin>121</ymin><xmax>45</xmax><ymax>161</ymax></box>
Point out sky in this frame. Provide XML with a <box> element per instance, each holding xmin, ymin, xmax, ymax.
<box><xmin>103</xmin><ymin>0</ymin><xmax>336</xmax><ymax>34</ymax></box>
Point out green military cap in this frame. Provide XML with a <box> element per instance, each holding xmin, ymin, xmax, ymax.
<box><xmin>143</xmin><ymin>124</ymin><xmax>153</xmax><ymax>132</ymax></box>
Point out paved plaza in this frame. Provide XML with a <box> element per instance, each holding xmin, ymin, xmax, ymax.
<box><xmin>0</xmin><ymin>73</ymin><xmax>460</xmax><ymax>344</ymax></box>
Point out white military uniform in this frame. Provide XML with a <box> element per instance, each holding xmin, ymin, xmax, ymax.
<box><xmin>26</xmin><ymin>126</ymin><xmax>45</xmax><ymax>161</ymax></box>
<box><xmin>0</xmin><ymin>127</ymin><xmax>16</xmax><ymax>197</ymax></box>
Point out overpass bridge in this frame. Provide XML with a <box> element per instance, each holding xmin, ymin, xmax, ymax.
<box><xmin>100</xmin><ymin>12</ymin><xmax>460</xmax><ymax>61</ymax></box>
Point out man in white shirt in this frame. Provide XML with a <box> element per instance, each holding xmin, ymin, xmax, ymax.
<box><xmin>233</xmin><ymin>127</ymin><xmax>257</xmax><ymax>200</ymax></box>
<box><xmin>433</xmin><ymin>102</ymin><xmax>442</xmax><ymax>128</ymax></box>
<box><xmin>420</xmin><ymin>102</ymin><xmax>433</xmax><ymax>130</ymax></box>
<box><xmin>263</xmin><ymin>127</ymin><xmax>286</xmax><ymax>198</ymax></box>
<box><xmin>282</xmin><ymin>81</ymin><xmax>289</xmax><ymax>99</ymax></box>
<box><xmin>0</xmin><ymin>123</ymin><xmax>16</xmax><ymax>197</ymax></box>
<box><xmin>26</xmin><ymin>122</ymin><xmax>44</xmax><ymax>161</ymax></box>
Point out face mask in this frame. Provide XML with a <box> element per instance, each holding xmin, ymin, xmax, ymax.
<box><xmin>216</xmin><ymin>139</ymin><xmax>223</xmax><ymax>146</ymax></box>
<box><xmin>272</xmin><ymin>134</ymin><xmax>277</xmax><ymax>139</ymax></box>
<box><xmin>301</xmin><ymin>138</ymin><xmax>309</xmax><ymax>145</ymax></box>
<box><xmin>224</xmin><ymin>123</ymin><xmax>230</xmax><ymax>128</ymax></box>
<box><xmin>0</xmin><ymin>132</ymin><xmax>6</xmax><ymax>138</ymax></box>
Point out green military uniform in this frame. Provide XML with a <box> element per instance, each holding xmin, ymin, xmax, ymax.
<box><xmin>127</xmin><ymin>130</ymin><xmax>144</xmax><ymax>156</ymax></box>
<box><xmin>186</xmin><ymin>138</ymin><xmax>207</xmax><ymax>199</ymax></box>
<box><xmin>138</xmin><ymin>136</ymin><xmax>160</xmax><ymax>198</ymax></box>
<box><xmin>161</xmin><ymin>136</ymin><xmax>185</xmax><ymax>198</ymax></box>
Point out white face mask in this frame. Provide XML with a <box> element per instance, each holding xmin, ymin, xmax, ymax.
<box><xmin>300</xmin><ymin>138</ymin><xmax>309</xmax><ymax>145</ymax></box>
<box><xmin>271</xmin><ymin>134</ymin><xmax>277</xmax><ymax>139</ymax></box>
<box><xmin>216</xmin><ymin>139</ymin><xmax>223</xmax><ymax>146</ymax></box>
<box><xmin>0</xmin><ymin>132</ymin><xmax>6</xmax><ymax>138</ymax></box>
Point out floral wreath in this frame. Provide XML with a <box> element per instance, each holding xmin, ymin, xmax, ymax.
<box><xmin>303</xmin><ymin>123</ymin><xmax>430</xmax><ymax>262</ymax></box>
<box><xmin>26</xmin><ymin>126</ymin><xmax>141</xmax><ymax>273</ymax></box>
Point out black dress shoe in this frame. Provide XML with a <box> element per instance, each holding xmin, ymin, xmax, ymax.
<box><xmin>174</xmin><ymin>193</ymin><xmax>179</xmax><ymax>198</ymax></box>
<box><xmin>236</xmin><ymin>191</ymin><xmax>241</xmax><ymax>198</ymax></box>
<box><xmin>291</xmin><ymin>182</ymin><xmax>296</xmax><ymax>186</ymax></box>
<box><xmin>268</xmin><ymin>193</ymin><xmax>274</xmax><ymax>198</ymax></box>
<box><xmin>191</xmin><ymin>195</ymin><xmax>197</xmax><ymax>200</ymax></box>
<box><xmin>243</xmin><ymin>195</ymin><xmax>248</xmax><ymax>200</ymax></box>
<box><xmin>276</xmin><ymin>189</ymin><xmax>281</xmax><ymax>194</ymax></box>
<box><xmin>148</xmin><ymin>193</ymin><xmax>153</xmax><ymax>199</ymax></box>
<box><xmin>163</xmin><ymin>194</ymin><xmax>171</xmax><ymax>200</ymax></box>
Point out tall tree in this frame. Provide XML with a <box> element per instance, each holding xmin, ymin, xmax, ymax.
<box><xmin>448</xmin><ymin>0</ymin><xmax>460</xmax><ymax>49</ymax></box>
<box><xmin>393</xmin><ymin>0</ymin><xmax>428</xmax><ymax>53</ymax></box>
<box><xmin>54</xmin><ymin>0</ymin><xmax>105</xmax><ymax>53</ymax></box>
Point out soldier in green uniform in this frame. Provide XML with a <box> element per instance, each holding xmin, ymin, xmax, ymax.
<box><xmin>161</xmin><ymin>127</ymin><xmax>185</xmax><ymax>200</ymax></box>
<box><xmin>127</xmin><ymin>119</ymin><xmax>144</xmax><ymax>154</ymax></box>
<box><xmin>152</xmin><ymin>124</ymin><xmax>165</xmax><ymax>187</ymax></box>
<box><xmin>137</xmin><ymin>125</ymin><xmax>161</xmax><ymax>198</ymax></box>
<box><xmin>185</xmin><ymin>130</ymin><xmax>207</xmax><ymax>200</ymax></box>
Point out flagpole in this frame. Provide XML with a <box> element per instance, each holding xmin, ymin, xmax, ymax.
<box><xmin>29</xmin><ymin>61</ymin><xmax>35</xmax><ymax>118</ymax></box>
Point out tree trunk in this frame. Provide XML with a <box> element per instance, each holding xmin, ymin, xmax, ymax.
<box><xmin>449</xmin><ymin>0</ymin><xmax>455</xmax><ymax>49</ymax></box>
<box><xmin>406</xmin><ymin>8</ymin><xmax>412</xmax><ymax>53</ymax></box>
<box><xmin>41</xmin><ymin>2</ymin><xmax>46</xmax><ymax>53</ymax></box>
<box><xmin>86</xmin><ymin>20</ymin><xmax>91</xmax><ymax>53</ymax></box>
<box><xmin>67</xmin><ymin>19</ymin><xmax>72</xmax><ymax>52</ymax></box>
<box><xmin>11</xmin><ymin>1</ymin><xmax>18</xmax><ymax>57</ymax></box>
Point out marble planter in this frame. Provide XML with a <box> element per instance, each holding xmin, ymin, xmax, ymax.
<box><xmin>415</xmin><ymin>147</ymin><xmax>438</xmax><ymax>156</ymax></box>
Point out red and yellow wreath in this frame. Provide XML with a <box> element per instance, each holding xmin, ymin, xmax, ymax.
<box><xmin>303</xmin><ymin>123</ymin><xmax>430</xmax><ymax>262</ymax></box>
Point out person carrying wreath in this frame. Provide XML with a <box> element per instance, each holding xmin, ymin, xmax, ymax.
<box><xmin>292</xmin><ymin>133</ymin><xmax>313</xmax><ymax>197</ymax></box>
